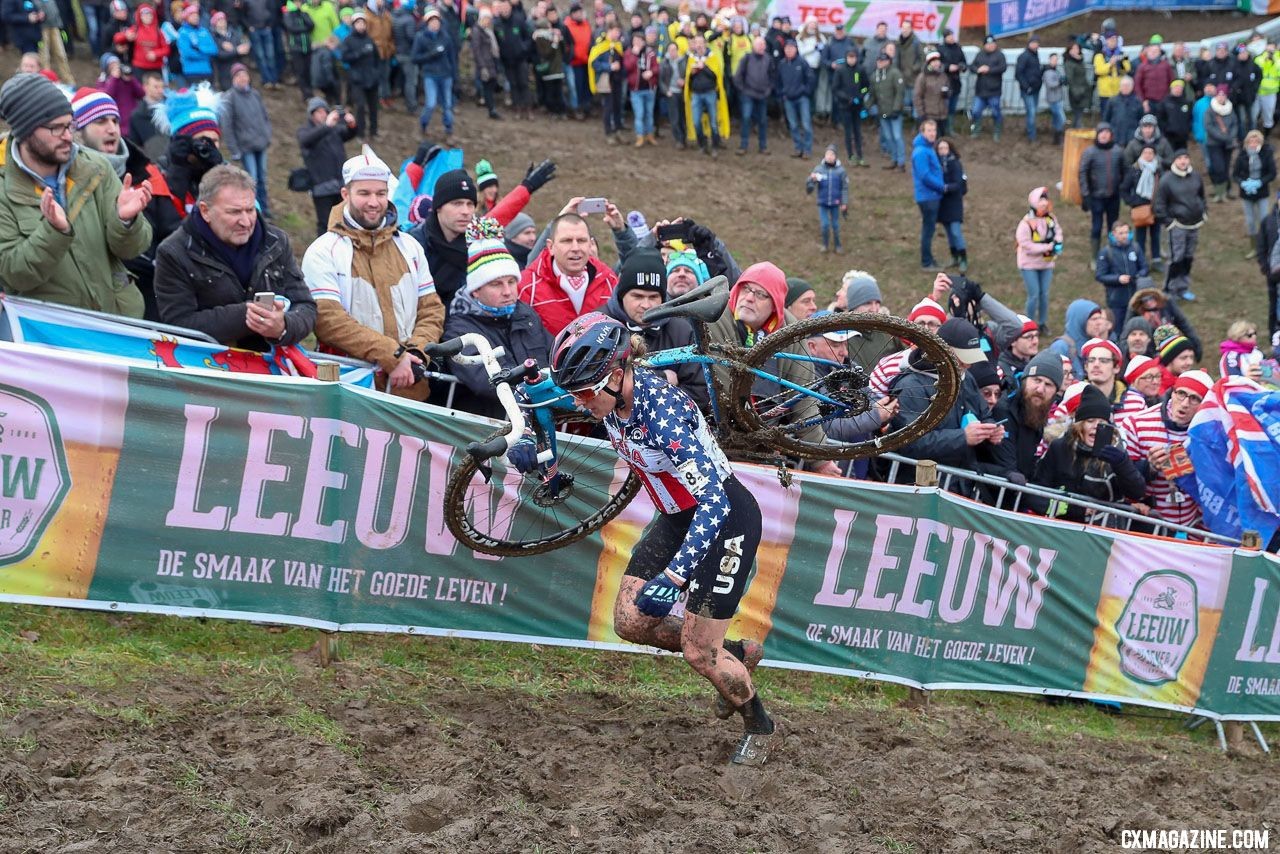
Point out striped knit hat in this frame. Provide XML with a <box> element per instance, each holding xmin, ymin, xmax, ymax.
<box><xmin>1081</xmin><ymin>337</ymin><xmax>1123</xmax><ymax>367</ymax></box>
<box><xmin>1123</xmin><ymin>354</ymin><xmax>1158</xmax><ymax>385</ymax></box>
<box><xmin>71</xmin><ymin>87</ymin><xmax>119</xmax><ymax>129</ymax></box>
<box><xmin>1057</xmin><ymin>381</ymin><xmax>1090</xmax><ymax>417</ymax></box>
<box><xmin>907</xmin><ymin>298</ymin><xmax>947</xmax><ymax>325</ymax></box>
<box><xmin>465</xmin><ymin>218</ymin><xmax>520</xmax><ymax>293</ymax></box>
<box><xmin>1155</xmin><ymin>324</ymin><xmax>1194</xmax><ymax>366</ymax></box>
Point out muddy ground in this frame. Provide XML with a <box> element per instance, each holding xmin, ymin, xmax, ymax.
<box><xmin>0</xmin><ymin>657</ymin><xmax>1275</xmax><ymax>854</ymax></box>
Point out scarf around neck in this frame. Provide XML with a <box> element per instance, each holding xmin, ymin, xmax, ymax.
<box><xmin>1136</xmin><ymin>157</ymin><xmax>1158</xmax><ymax>199</ymax></box>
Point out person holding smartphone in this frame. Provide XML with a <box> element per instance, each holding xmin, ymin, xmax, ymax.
<box><xmin>1030</xmin><ymin>383</ymin><xmax>1145</xmax><ymax>522</ymax></box>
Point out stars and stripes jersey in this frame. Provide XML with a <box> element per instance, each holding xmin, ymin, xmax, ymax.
<box><xmin>604</xmin><ymin>367</ymin><xmax>735</xmax><ymax>579</ymax></box>
<box><xmin>1118</xmin><ymin>402</ymin><xmax>1203</xmax><ymax>529</ymax></box>
<box><xmin>869</xmin><ymin>349</ymin><xmax>910</xmax><ymax>398</ymax></box>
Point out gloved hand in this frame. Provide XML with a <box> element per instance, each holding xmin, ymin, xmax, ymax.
<box><xmin>859</xmin><ymin>109</ymin><xmax>868</xmax><ymax>120</ymax></box>
<box><xmin>507</xmin><ymin>437</ymin><xmax>539</xmax><ymax>473</ymax></box>
<box><xmin>1053</xmin><ymin>242</ymin><xmax>1064</xmax><ymax>256</ymax></box>
<box><xmin>413</xmin><ymin>141</ymin><xmax>442</xmax><ymax>166</ymax></box>
<box><xmin>521</xmin><ymin>158</ymin><xmax>557</xmax><ymax>194</ymax></box>
<box><xmin>634</xmin><ymin>571</ymin><xmax>685</xmax><ymax>617</ymax></box>
<box><xmin>1081</xmin><ymin>195</ymin><xmax>1091</xmax><ymax>213</ymax></box>
<box><xmin>686</xmin><ymin>220</ymin><xmax>715</xmax><ymax>249</ymax></box>
<box><xmin>1096</xmin><ymin>444</ymin><xmax>1128</xmax><ymax>467</ymax></box>
<box><xmin>1242</xmin><ymin>178</ymin><xmax>1262</xmax><ymax>195</ymax></box>
<box><xmin>1006</xmin><ymin>470</ymin><xmax>1028</xmax><ymax>486</ymax></box>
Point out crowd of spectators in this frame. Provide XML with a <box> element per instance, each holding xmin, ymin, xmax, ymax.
<box><xmin>1</xmin><ymin>9</ymin><xmax>1278</xmax><ymax>546</ymax></box>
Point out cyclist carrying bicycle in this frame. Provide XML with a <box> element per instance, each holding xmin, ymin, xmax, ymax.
<box><xmin>509</xmin><ymin>310</ymin><xmax>779</xmax><ymax>766</ymax></box>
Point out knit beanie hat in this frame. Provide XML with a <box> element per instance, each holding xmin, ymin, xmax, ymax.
<box><xmin>1121</xmin><ymin>315</ymin><xmax>1153</xmax><ymax>340</ymax></box>
<box><xmin>785</xmin><ymin>277</ymin><xmax>814</xmax><ymax>307</ymax></box>
<box><xmin>1016</xmin><ymin>314</ymin><xmax>1038</xmax><ymax>337</ymax></box>
<box><xmin>432</xmin><ymin>169</ymin><xmax>477</xmax><ymax>209</ymax></box>
<box><xmin>968</xmin><ymin>359</ymin><xmax>1002</xmax><ymax>390</ymax></box>
<box><xmin>908</xmin><ymin>298</ymin><xmax>947</xmax><ymax>325</ymax></box>
<box><xmin>842</xmin><ymin>271</ymin><xmax>881</xmax><ymax>311</ymax></box>
<box><xmin>1057</xmin><ymin>381</ymin><xmax>1088</xmax><ymax>417</ymax></box>
<box><xmin>99</xmin><ymin>53</ymin><xmax>121</xmax><ymax>73</ymax></box>
<box><xmin>626</xmin><ymin>210</ymin><xmax>649</xmax><ymax>242</ymax></box>
<box><xmin>465</xmin><ymin>218</ymin><xmax>520</xmax><ymax>294</ymax></box>
<box><xmin>1123</xmin><ymin>354</ymin><xmax>1158</xmax><ymax>385</ymax></box>
<box><xmin>162</xmin><ymin>88</ymin><xmax>220</xmax><ymax>137</ymax></box>
<box><xmin>506</xmin><ymin>211</ymin><xmax>536</xmax><ymax>239</ymax></box>
<box><xmin>475</xmin><ymin>159</ymin><xmax>498</xmax><ymax>190</ymax></box>
<box><xmin>230</xmin><ymin>62</ymin><xmax>250</xmax><ymax>81</ymax></box>
<box><xmin>408</xmin><ymin>194</ymin><xmax>433</xmax><ymax>225</ymax></box>
<box><xmin>306</xmin><ymin>96</ymin><xmax>330</xmax><ymax>115</ymax></box>
<box><xmin>1173</xmin><ymin>369</ymin><xmax>1212</xmax><ymax>400</ymax></box>
<box><xmin>1156</xmin><ymin>324</ymin><xmax>1193</xmax><ymax>366</ymax></box>
<box><xmin>1075</xmin><ymin>384</ymin><xmax>1113</xmax><ymax>423</ymax></box>
<box><xmin>0</xmin><ymin>73</ymin><xmax>73</xmax><ymax>142</ymax></box>
<box><xmin>71</xmin><ymin>87</ymin><xmax>119</xmax><ymax>130</ymax></box>
<box><xmin>1024</xmin><ymin>350</ymin><xmax>1064</xmax><ymax>389</ymax></box>
<box><xmin>616</xmin><ymin>250</ymin><xmax>667</xmax><ymax>300</ymax></box>
<box><xmin>1081</xmin><ymin>337</ymin><xmax>1123</xmax><ymax>366</ymax></box>
<box><xmin>667</xmin><ymin>249</ymin><xmax>708</xmax><ymax>284</ymax></box>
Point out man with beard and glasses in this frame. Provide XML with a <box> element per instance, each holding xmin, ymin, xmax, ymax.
<box><xmin>155</xmin><ymin>165</ymin><xmax>315</xmax><ymax>350</ymax></box>
<box><xmin>72</xmin><ymin>87</ymin><xmax>183</xmax><ymax>322</ymax></box>
<box><xmin>1003</xmin><ymin>349</ymin><xmax>1062</xmax><ymax>481</ymax></box>
<box><xmin>303</xmin><ymin>146</ymin><xmax>444</xmax><ymax>401</ymax></box>
<box><xmin>0</xmin><ymin>73</ymin><xmax>154</xmax><ymax>317</ymax></box>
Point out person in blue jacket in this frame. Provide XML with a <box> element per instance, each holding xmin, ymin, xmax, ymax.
<box><xmin>806</xmin><ymin>144</ymin><xmax>849</xmax><ymax>253</ymax></box>
<box><xmin>176</xmin><ymin>5</ymin><xmax>219</xmax><ymax>86</ymax></box>
<box><xmin>777</xmin><ymin>39</ymin><xmax>815</xmax><ymax>157</ymax></box>
<box><xmin>911</xmin><ymin>118</ymin><xmax>945</xmax><ymax>269</ymax></box>
<box><xmin>412</xmin><ymin>8</ymin><xmax>456</xmax><ymax>140</ymax></box>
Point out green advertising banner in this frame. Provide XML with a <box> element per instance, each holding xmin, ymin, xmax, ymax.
<box><xmin>1</xmin><ymin>342</ymin><xmax>1278</xmax><ymax>719</ymax></box>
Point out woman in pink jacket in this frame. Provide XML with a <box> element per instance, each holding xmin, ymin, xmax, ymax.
<box><xmin>1016</xmin><ymin>186</ymin><xmax>1064</xmax><ymax>332</ymax></box>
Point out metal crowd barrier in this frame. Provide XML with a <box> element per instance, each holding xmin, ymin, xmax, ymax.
<box><xmin>869</xmin><ymin>451</ymin><xmax>1241</xmax><ymax>547</ymax></box>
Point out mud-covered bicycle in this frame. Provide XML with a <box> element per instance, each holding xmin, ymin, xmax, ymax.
<box><xmin>426</xmin><ymin>277</ymin><xmax>960</xmax><ymax>556</ymax></box>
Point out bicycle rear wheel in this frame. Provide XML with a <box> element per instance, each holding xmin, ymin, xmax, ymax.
<box><xmin>444</xmin><ymin>416</ymin><xmax>641</xmax><ymax>556</ymax></box>
<box><xmin>730</xmin><ymin>312</ymin><xmax>961</xmax><ymax>460</ymax></box>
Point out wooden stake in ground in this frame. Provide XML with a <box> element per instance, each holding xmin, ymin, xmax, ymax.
<box><xmin>906</xmin><ymin>461</ymin><xmax>938</xmax><ymax>710</ymax></box>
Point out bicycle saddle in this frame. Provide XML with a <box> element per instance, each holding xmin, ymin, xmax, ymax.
<box><xmin>642</xmin><ymin>275</ymin><xmax>730</xmax><ymax>325</ymax></box>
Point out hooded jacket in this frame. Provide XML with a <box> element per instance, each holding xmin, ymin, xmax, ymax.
<box><xmin>442</xmin><ymin>291</ymin><xmax>554</xmax><ymax>418</ymax></box>
<box><xmin>938</xmin><ymin>152</ymin><xmax>966</xmax><ymax>224</ymax></box>
<box><xmin>806</xmin><ymin>157</ymin><xmax>848</xmax><ymax>207</ymax></box>
<box><xmin>126</xmin><ymin>4</ymin><xmax>170</xmax><ymax>71</ymax></box>
<box><xmin>1015</xmin><ymin>189</ymin><xmax>1062</xmax><ymax>270</ymax></box>
<box><xmin>891</xmin><ymin>366</ymin><xmax>993</xmax><ymax>476</ymax></box>
<box><xmin>0</xmin><ymin>138</ymin><xmax>152</xmax><ymax>318</ymax></box>
<box><xmin>1231</xmin><ymin>141</ymin><xmax>1276</xmax><ymax>201</ymax></box>
<box><xmin>1127</xmin><ymin>288</ymin><xmax>1202</xmax><ymax>360</ymax></box>
<box><xmin>706</xmin><ymin>261</ymin><xmax>823</xmax><ymax>446</ymax></box>
<box><xmin>341</xmin><ymin>26</ymin><xmax>381</xmax><ymax>88</ymax></box>
<box><xmin>412</xmin><ymin>26</ymin><xmax>456</xmax><ymax>78</ymax></box>
<box><xmin>517</xmin><ymin>246</ymin><xmax>619</xmax><ymax>337</ymax></box>
<box><xmin>1123</xmin><ymin>126</ymin><xmax>1175</xmax><ymax>169</ymax></box>
<box><xmin>302</xmin><ymin>205</ymin><xmax>444</xmax><ymax>399</ymax></box>
<box><xmin>910</xmin><ymin>133</ymin><xmax>944</xmax><ymax>202</ymax></box>
<box><xmin>154</xmin><ymin>213</ymin><xmax>314</xmax><ymax>349</ymax></box>
<box><xmin>1095</xmin><ymin>236</ymin><xmax>1148</xmax><ymax>290</ymax></box>
<box><xmin>1102</xmin><ymin>91</ymin><xmax>1144</xmax><ymax>145</ymax></box>
<box><xmin>296</xmin><ymin>118</ymin><xmax>357</xmax><ymax>199</ymax></box>
<box><xmin>602</xmin><ymin>290</ymin><xmax>708</xmax><ymax>408</ymax></box>
<box><xmin>1063</xmin><ymin>50</ymin><xmax>1092</xmax><ymax>109</ymax></box>
<box><xmin>1031</xmin><ymin>432</ymin><xmax>1146</xmax><ymax>520</ymax></box>
<box><xmin>1048</xmin><ymin>298</ymin><xmax>1099</xmax><ymax>377</ymax></box>
<box><xmin>776</xmin><ymin>53</ymin><xmax>814</xmax><ymax>100</ymax></box>
<box><xmin>913</xmin><ymin>65</ymin><xmax>950</xmax><ymax>120</ymax></box>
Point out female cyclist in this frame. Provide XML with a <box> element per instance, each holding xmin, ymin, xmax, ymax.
<box><xmin>510</xmin><ymin>311</ymin><xmax>778</xmax><ymax>766</ymax></box>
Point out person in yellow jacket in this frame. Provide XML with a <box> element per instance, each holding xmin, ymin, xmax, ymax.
<box><xmin>589</xmin><ymin>26</ymin><xmax>626</xmax><ymax>142</ymax></box>
<box><xmin>684</xmin><ymin>34</ymin><xmax>730</xmax><ymax>152</ymax></box>
<box><xmin>1094</xmin><ymin>33</ymin><xmax>1131</xmax><ymax>112</ymax></box>
<box><xmin>1254</xmin><ymin>42</ymin><xmax>1280</xmax><ymax>134</ymax></box>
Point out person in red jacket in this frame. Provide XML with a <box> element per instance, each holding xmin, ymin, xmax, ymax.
<box><xmin>518</xmin><ymin>199</ymin><xmax>621</xmax><ymax>336</ymax></box>
<box><xmin>1135</xmin><ymin>41</ymin><xmax>1174</xmax><ymax>113</ymax></box>
<box><xmin>123</xmin><ymin>3</ymin><xmax>170</xmax><ymax>73</ymax></box>
<box><xmin>563</xmin><ymin>3</ymin><xmax>594</xmax><ymax>119</ymax></box>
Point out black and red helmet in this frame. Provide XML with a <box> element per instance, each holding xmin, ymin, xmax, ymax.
<box><xmin>550</xmin><ymin>312</ymin><xmax>632</xmax><ymax>391</ymax></box>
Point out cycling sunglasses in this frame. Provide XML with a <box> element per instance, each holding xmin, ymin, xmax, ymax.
<box><xmin>566</xmin><ymin>372</ymin><xmax>615</xmax><ymax>402</ymax></box>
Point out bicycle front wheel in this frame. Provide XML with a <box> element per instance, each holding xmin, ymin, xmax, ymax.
<box><xmin>730</xmin><ymin>311</ymin><xmax>961</xmax><ymax>460</ymax></box>
<box><xmin>444</xmin><ymin>419</ymin><xmax>641</xmax><ymax>557</ymax></box>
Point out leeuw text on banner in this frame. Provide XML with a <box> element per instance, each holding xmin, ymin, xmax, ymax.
<box><xmin>765</xmin><ymin>0</ymin><xmax>961</xmax><ymax>39</ymax></box>
<box><xmin>0</xmin><ymin>342</ymin><xmax>1278</xmax><ymax>720</ymax></box>
<box><xmin>987</xmin><ymin>0</ymin><xmax>1238</xmax><ymax>39</ymax></box>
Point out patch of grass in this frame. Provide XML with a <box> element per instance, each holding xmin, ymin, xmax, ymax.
<box><xmin>873</xmin><ymin>834</ymin><xmax>919</xmax><ymax>853</ymax></box>
<box><xmin>0</xmin><ymin>604</ymin><xmax>1274</xmax><ymax>753</ymax></box>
